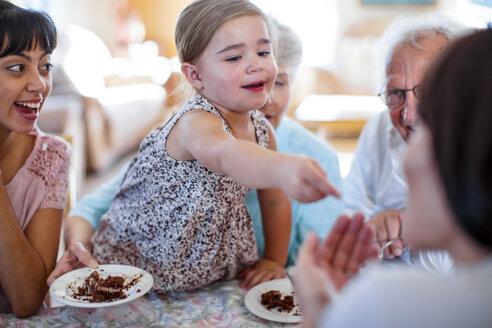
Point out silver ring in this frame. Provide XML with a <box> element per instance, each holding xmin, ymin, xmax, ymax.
<box><xmin>344</xmin><ymin>270</ymin><xmax>355</xmax><ymax>277</ymax></box>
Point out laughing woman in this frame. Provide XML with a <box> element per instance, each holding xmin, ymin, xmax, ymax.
<box><xmin>0</xmin><ymin>1</ymin><xmax>70</xmax><ymax>317</ymax></box>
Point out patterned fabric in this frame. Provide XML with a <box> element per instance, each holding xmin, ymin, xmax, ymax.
<box><xmin>92</xmin><ymin>94</ymin><xmax>268</xmax><ymax>293</ymax></box>
<box><xmin>0</xmin><ymin>280</ymin><xmax>298</xmax><ymax>327</ymax></box>
<box><xmin>67</xmin><ymin>163</ymin><xmax>130</xmax><ymax>229</ymax></box>
<box><xmin>5</xmin><ymin>129</ymin><xmax>71</xmax><ymax>230</ymax></box>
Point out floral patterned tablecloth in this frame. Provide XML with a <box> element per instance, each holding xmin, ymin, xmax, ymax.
<box><xmin>0</xmin><ymin>279</ymin><xmax>300</xmax><ymax>328</ymax></box>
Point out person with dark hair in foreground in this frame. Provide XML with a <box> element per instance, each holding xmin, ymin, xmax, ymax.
<box><xmin>296</xmin><ymin>28</ymin><xmax>492</xmax><ymax>328</ymax></box>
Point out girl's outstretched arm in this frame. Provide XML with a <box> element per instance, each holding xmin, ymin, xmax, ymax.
<box><xmin>167</xmin><ymin>110</ymin><xmax>340</xmax><ymax>203</ymax></box>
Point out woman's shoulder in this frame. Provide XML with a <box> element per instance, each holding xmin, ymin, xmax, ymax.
<box><xmin>339</xmin><ymin>262</ymin><xmax>487</xmax><ymax>309</ymax></box>
<box><xmin>278</xmin><ymin>116</ymin><xmax>322</xmax><ymax>142</ymax></box>
<box><xmin>278</xmin><ymin>117</ymin><xmax>337</xmax><ymax>157</ymax></box>
<box><xmin>324</xmin><ymin>262</ymin><xmax>492</xmax><ymax>327</ymax></box>
<box><xmin>35</xmin><ymin>131</ymin><xmax>72</xmax><ymax>160</ymax></box>
<box><xmin>322</xmin><ymin>265</ymin><xmax>437</xmax><ymax>326</ymax></box>
<box><xmin>25</xmin><ymin>130</ymin><xmax>71</xmax><ymax>184</ymax></box>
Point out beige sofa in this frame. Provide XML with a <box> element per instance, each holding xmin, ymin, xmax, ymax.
<box><xmin>44</xmin><ymin>24</ymin><xmax>169</xmax><ymax>178</ymax></box>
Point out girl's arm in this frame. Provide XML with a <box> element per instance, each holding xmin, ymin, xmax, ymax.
<box><xmin>259</xmin><ymin>188</ymin><xmax>291</xmax><ymax>267</ymax></box>
<box><xmin>0</xmin><ymin>176</ymin><xmax>62</xmax><ymax>317</ymax></box>
<box><xmin>239</xmin><ymin>187</ymin><xmax>291</xmax><ymax>289</ymax></box>
<box><xmin>167</xmin><ymin>110</ymin><xmax>339</xmax><ymax>203</ymax></box>
<box><xmin>238</xmin><ymin>125</ymin><xmax>291</xmax><ymax>288</ymax></box>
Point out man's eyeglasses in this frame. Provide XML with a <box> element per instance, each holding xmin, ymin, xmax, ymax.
<box><xmin>378</xmin><ymin>85</ymin><xmax>422</xmax><ymax>109</ymax></box>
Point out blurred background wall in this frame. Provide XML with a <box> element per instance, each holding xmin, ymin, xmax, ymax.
<box><xmin>10</xmin><ymin>0</ymin><xmax>491</xmax><ymax>195</ymax></box>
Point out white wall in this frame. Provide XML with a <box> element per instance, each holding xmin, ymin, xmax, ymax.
<box><xmin>330</xmin><ymin>0</ymin><xmax>490</xmax><ymax>94</ymax></box>
<box><xmin>337</xmin><ymin>0</ymin><xmax>463</xmax><ymax>35</ymax></box>
<box><xmin>46</xmin><ymin>0</ymin><xmax>116</xmax><ymax>46</ymax></box>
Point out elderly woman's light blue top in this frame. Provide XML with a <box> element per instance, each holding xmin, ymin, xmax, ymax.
<box><xmin>245</xmin><ymin>116</ymin><xmax>343</xmax><ymax>266</ymax></box>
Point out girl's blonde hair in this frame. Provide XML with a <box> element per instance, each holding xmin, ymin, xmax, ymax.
<box><xmin>175</xmin><ymin>0</ymin><xmax>273</xmax><ymax>64</ymax></box>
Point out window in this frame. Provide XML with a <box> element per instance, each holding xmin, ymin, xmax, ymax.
<box><xmin>462</xmin><ymin>0</ymin><xmax>492</xmax><ymax>25</ymax></box>
<box><xmin>251</xmin><ymin>0</ymin><xmax>338</xmax><ymax>67</ymax></box>
<box><xmin>10</xmin><ymin>0</ymin><xmax>48</xmax><ymax>10</ymax></box>
<box><xmin>362</xmin><ymin>0</ymin><xmax>435</xmax><ymax>3</ymax></box>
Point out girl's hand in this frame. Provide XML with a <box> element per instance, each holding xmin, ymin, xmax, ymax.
<box><xmin>280</xmin><ymin>155</ymin><xmax>340</xmax><ymax>203</ymax></box>
<box><xmin>237</xmin><ymin>259</ymin><xmax>286</xmax><ymax>290</ymax></box>
<box><xmin>46</xmin><ymin>242</ymin><xmax>99</xmax><ymax>286</ymax></box>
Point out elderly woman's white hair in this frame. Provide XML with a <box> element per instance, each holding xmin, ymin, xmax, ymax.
<box><xmin>372</xmin><ymin>13</ymin><xmax>479</xmax><ymax>92</ymax></box>
<box><xmin>270</xmin><ymin>17</ymin><xmax>303</xmax><ymax>75</ymax></box>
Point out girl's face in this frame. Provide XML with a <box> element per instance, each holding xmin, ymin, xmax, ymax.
<box><xmin>260</xmin><ymin>64</ymin><xmax>295</xmax><ymax>129</ymax></box>
<box><xmin>402</xmin><ymin>125</ymin><xmax>457</xmax><ymax>250</ymax></box>
<box><xmin>0</xmin><ymin>44</ymin><xmax>52</xmax><ymax>135</ymax></box>
<box><xmin>192</xmin><ymin>15</ymin><xmax>277</xmax><ymax>114</ymax></box>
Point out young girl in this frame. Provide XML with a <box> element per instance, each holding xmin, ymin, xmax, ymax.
<box><xmin>0</xmin><ymin>1</ymin><xmax>71</xmax><ymax>317</ymax></box>
<box><xmin>91</xmin><ymin>0</ymin><xmax>338</xmax><ymax>292</ymax></box>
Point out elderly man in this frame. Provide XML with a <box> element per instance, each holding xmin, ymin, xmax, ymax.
<box><xmin>343</xmin><ymin>13</ymin><xmax>475</xmax><ymax>269</ymax></box>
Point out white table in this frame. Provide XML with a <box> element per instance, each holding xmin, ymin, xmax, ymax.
<box><xmin>0</xmin><ymin>279</ymin><xmax>296</xmax><ymax>327</ymax></box>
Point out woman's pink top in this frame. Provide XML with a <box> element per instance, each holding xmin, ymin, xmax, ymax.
<box><xmin>0</xmin><ymin>129</ymin><xmax>71</xmax><ymax>314</ymax></box>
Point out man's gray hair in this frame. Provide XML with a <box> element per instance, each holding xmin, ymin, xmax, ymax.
<box><xmin>372</xmin><ymin>13</ymin><xmax>480</xmax><ymax>92</ymax></box>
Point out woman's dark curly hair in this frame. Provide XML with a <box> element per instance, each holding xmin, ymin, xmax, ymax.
<box><xmin>0</xmin><ymin>0</ymin><xmax>57</xmax><ymax>57</ymax></box>
<box><xmin>419</xmin><ymin>28</ymin><xmax>492</xmax><ymax>249</ymax></box>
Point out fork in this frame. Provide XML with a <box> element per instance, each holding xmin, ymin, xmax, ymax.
<box><xmin>286</xmin><ymin>269</ymin><xmax>339</xmax><ymax>303</ymax></box>
<box><xmin>378</xmin><ymin>236</ymin><xmax>410</xmax><ymax>259</ymax></box>
<box><xmin>286</xmin><ymin>271</ymin><xmax>296</xmax><ymax>293</ymax></box>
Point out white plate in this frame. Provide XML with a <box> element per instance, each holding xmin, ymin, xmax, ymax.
<box><xmin>244</xmin><ymin>278</ymin><xmax>303</xmax><ymax>324</ymax></box>
<box><xmin>49</xmin><ymin>264</ymin><xmax>153</xmax><ymax>308</ymax></box>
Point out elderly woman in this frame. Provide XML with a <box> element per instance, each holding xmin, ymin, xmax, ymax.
<box><xmin>296</xmin><ymin>28</ymin><xmax>492</xmax><ymax>328</ymax></box>
<box><xmin>343</xmin><ymin>13</ymin><xmax>475</xmax><ymax>264</ymax></box>
<box><xmin>47</xmin><ymin>19</ymin><xmax>343</xmax><ymax>286</ymax></box>
<box><xmin>244</xmin><ymin>19</ymin><xmax>343</xmax><ymax>273</ymax></box>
